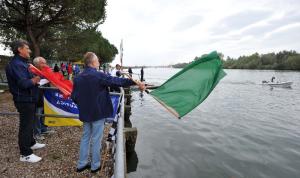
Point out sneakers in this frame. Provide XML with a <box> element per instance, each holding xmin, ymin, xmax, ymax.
<box><xmin>34</xmin><ymin>135</ymin><xmax>45</xmax><ymax>141</ymax></box>
<box><xmin>20</xmin><ymin>154</ymin><xmax>42</xmax><ymax>163</ymax></box>
<box><xmin>31</xmin><ymin>143</ymin><xmax>46</xmax><ymax>150</ymax></box>
<box><xmin>19</xmin><ymin>143</ymin><xmax>45</xmax><ymax>163</ymax></box>
<box><xmin>91</xmin><ymin>167</ymin><xmax>101</xmax><ymax>173</ymax></box>
<box><xmin>41</xmin><ymin>129</ymin><xmax>56</xmax><ymax>135</ymax></box>
<box><xmin>76</xmin><ymin>164</ymin><xmax>91</xmax><ymax>172</ymax></box>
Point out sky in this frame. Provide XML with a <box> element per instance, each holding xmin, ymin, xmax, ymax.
<box><xmin>1</xmin><ymin>0</ymin><xmax>300</xmax><ymax>66</ymax></box>
<box><xmin>99</xmin><ymin>0</ymin><xmax>300</xmax><ymax>66</ymax></box>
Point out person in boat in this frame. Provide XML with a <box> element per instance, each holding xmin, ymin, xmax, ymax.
<box><xmin>271</xmin><ymin>76</ymin><xmax>275</xmax><ymax>82</ymax></box>
<box><xmin>71</xmin><ymin>52</ymin><xmax>145</xmax><ymax>173</ymax></box>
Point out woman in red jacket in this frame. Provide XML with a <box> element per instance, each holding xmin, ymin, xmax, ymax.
<box><xmin>67</xmin><ymin>62</ymin><xmax>73</xmax><ymax>80</ymax></box>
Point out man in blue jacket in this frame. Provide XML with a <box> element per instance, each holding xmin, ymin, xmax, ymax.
<box><xmin>71</xmin><ymin>52</ymin><xmax>145</xmax><ymax>173</ymax></box>
<box><xmin>5</xmin><ymin>39</ymin><xmax>46</xmax><ymax>163</ymax></box>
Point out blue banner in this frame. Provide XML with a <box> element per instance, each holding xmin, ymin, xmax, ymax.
<box><xmin>44</xmin><ymin>89</ymin><xmax>121</xmax><ymax>126</ymax></box>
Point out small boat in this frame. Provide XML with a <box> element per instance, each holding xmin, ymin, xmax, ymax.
<box><xmin>262</xmin><ymin>81</ymin><xmax>293</xmax><ymax>88</ymax></box>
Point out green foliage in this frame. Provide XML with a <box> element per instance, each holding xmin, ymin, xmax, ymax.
<box><xmin>172</xmin><ymin>62</ymin><xmax>190</xmax><ymax>68</ymax></box>
<box><xmin>222</xmin><ymin>50</ymin><xmax>300</xmax><ymax>70</ymax></box>
<box><xmin>0</xmin><ymin>55</ymin><xmax>11</xmax><ymax>69</ymax></box>
<box><xmin>0</xmin><ymin>0</ymin><xmax>117</xmax><ymax>63</ymax></box>
<box><xmin>173</xmin><ymin>50</ymin><xmax>300</xmax><ymax>70</ymax></box>
<box><xmin>43</xmin><ymin>26</ymin><xmax>118</xmax><ymax>63</ymax></box>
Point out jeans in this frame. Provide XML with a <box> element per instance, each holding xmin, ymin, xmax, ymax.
<box><xmin>33</xmin><ymin>107</ymin><xmax>48</xmax><ymax>136</ymax></box>
<box><xmin>14</xmin><ymin>102</ymin><xmax>36</xmax><ymax>156</ymax></box>
<box><xmin>77</xmin><ymin>119</ymin><xmax>105</xmax><ymax>170</ymax></box>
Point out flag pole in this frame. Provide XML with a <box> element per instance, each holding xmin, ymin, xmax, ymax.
<box><xmin>123</xmin><ymin>73</ymin><xmax>149</xmax><ymax>94</ymax></box>
<box><xmin>151</xmin><ymin>95</ymin><xmax>180</xmax><ymax>118</ymax></box>
<box><xmin>123</xmin><ymin>73</ymin><xmax>180</xmax><ymax>118</ymax></box>
<box><xmin>119</xmin><ymin>39</ymin><xmax>180</xmax><ymax>118</ymax></box>
<box><xmin>120</xmin><ymin>39</ymin><xmax>123</xmax><ymax>67</ymax></box>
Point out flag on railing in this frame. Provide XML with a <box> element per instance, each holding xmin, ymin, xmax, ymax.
<box><xmin>43</xmin><ymin>89</ymin><xmax>121</xmax><ymax>126</ymax></box>
<box><xmin>150</xmin><ymin>51</ymin><xmax>226</xmax><ymax>118</ymax></box>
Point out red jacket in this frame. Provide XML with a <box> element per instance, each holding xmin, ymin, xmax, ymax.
<box><xmin>67</xmin><ymin>65</ymin><xmax>73</xmax><ymax>74</ymax></box>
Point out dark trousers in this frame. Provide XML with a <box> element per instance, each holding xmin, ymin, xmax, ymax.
<box><xmin>15</xmin><ymin>102</ymin><xmax>36</xmax><ymax>156</ymax></box>
<box><xmin>33</xmin><ymin>107</ymin><xmax>48</xmax><ymax>135</ymax></box>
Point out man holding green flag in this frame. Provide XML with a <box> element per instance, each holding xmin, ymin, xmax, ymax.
<box><xmin>150</xmin><ymin>51</ymin><xmax>226</xmax><ymax>118</ymax></box>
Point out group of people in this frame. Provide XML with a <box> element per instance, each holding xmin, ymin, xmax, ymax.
<box><xmin>110</xmin><ymin>64</ymin><xmax>144</xmax><ymax>82</ymax></box>
<box><xmin>53</xmin><ymin>62</ymin><xmax>80</xmax><ymax>80</ymax></box>
<box><xmin>5</xmin><ymin>39</ymin><xmax>145</xmax><ymax>174</ymax></box>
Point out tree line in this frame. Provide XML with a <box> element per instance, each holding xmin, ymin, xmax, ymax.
<box><xmin>172</xmin><ymin>51</ymin><xmax>300</xmax><ymax>70</ymax></box>
<box><xmin>222</xmin><ymin>50</ymin><xmax>300</xmax><ymax>70</ymax></box>
<box><xmin>0</xmin><ymin>0</ymin><xmax>118</xmax><ymax>63</ymax></box>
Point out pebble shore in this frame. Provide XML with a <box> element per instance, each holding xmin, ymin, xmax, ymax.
<box><xmin>0</xmin><ymin>92</ymin><xmax>114</xmax><ymax>178</ymax></box>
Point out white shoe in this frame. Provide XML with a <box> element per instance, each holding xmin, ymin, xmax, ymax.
<box><xmin>34</xmin><ymin>135</ymin><xmax>45</xmax><ymax>141</ymax></box>
<box><xmin>20</xmin><ymin>154</ymin><xmax>42</xmax><ymax>163</ymax></box>
<box><xmin>41</xmin><ymin>129</ymin><xmax>56</xmax><ymax>135</ymax></box>
<box><xmin>31</xmin><ymin>143</ymin><xmax>46</xmax><ymax>150</ymax></box>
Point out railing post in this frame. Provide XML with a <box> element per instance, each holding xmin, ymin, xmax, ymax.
<box><xmin>114</xmin><ymin>88</ymin><xmax>125</xmax><ymax>178</ymax></box>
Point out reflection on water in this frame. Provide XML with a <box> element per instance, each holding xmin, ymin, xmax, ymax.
<box><xmin>127</xmin><ymin>150</ymin><xmax>139</xmax><ymax>173</ymax></box>
<box><xmin>139</xmin><ymin>91</ymin><xmax>144</xmax><ymax>104</ymax></box>
<box><xmin>127</xmin><ymin>69</ymin><xmax>300</xmax><ymax>178</ymax></box>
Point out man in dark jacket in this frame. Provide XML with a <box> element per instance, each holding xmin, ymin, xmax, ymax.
<box><xmin>71</xmin><ymin>52</ymin><xmax>145</xmax><ymax>173</ymax></box>
<box><xmin>5</xmin><ymin>39</ymin><xmax>45</xmax><ymax>163</ymax></box>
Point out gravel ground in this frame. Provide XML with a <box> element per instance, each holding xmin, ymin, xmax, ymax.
<box><xmin>0</xmin><ymin>91</ymin><xmax>114</xmax><ymax>178</ymax></box>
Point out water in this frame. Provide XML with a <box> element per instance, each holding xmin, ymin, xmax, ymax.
<box><xmin>127</xmin><ymin>68</ymin><xmax>300</xmax><ymax>178</ymax></box>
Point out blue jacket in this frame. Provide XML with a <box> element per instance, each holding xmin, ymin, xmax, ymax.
<box><xmin>71</xmin><ymin>67</ymin><xmax>135</xmax><ymax>122</ymax></box>
<box><xmin>5</xmin><ymin>55</ymin><xmax>38</xmax><ymax>103</ymax></box>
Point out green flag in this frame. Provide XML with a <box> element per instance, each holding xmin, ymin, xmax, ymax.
<box><xmin>150</xmin><ymin>51</ymin><xmax>226</xmax><ymax>118</ymax></box>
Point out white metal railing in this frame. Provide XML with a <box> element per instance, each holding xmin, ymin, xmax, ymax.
<box><xmin>114</xmin><ymin>88</ymin><xmax>125</xmax><ymax>178</ymax></box>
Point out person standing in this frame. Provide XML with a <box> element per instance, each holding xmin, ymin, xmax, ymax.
<box><xmin>140</xmin><ymin>67</ymin><xmax>144</xmax><ymax>81</ymax></box>
<box><xmin>5</xmin><ymin>39</ymin><xmax>45</xmax><ymax>163</ymax></box>
<box><xmin>71</xmin><ymin>52</ymin><xmax>145</xmax><ymax>173</ymax></box>
<box><xmin>67</xmin><ymin>62</ymin><xmax>73</xmax><ymax>79</ymax></box>
<box><xmin>128</xmin><ymin>67</ymin><xmax>133</xmax><ymax>77</ymax></box>
<box><xmin>61</xmin><ymin>62</ymin><xmax>66</xmax><ymax>76</ymax></box>
<box><xmin>111</xmin><ymin>64</ymin><xmax>122</xmax><ymax>78</ymax></box>
<box><xmin>32</xmin><ymin>57</ymin><xmax>47</xmax><ymax>141</ymax></box>
<box><xmin>53</xmin><ymin>63</ymin><xmax>60</xmax><ymax>72</ymax></box>
<box><xmin>74</xmin><ymin>64</ymin><xmax>80</xmax><ymax>76</ymax></box>
<box><xmin>32</xmin><ymin>57</ymin><xmax>55</xmax><ymax>140</ymax></box>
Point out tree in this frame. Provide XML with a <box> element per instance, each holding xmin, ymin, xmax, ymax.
<box><xmin>0</xmin><ymin>0</ymin><xmax>107</xmax><ymax>57</ymax></box>
<box><xmin>221</xmin><ymin>50</ymin><xmax>300</xmax><ymax>70</ymax></box>
<box><xmin>261</xmin><ymin>53</ymin><xmax>275</xmax><ymax>66</ymax></box>
<box><xmin>52</xmin><ymin>27</ymin><xmax>118</xmax><ymax>63</ymax></box>
<box><xmin>217</xmin><ymin>52</ymin><xmax>224</xmax><ymax>60</ymax></box>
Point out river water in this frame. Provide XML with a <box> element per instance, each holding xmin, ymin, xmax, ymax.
<box><xmin>127</xmin><ymin>68</ymin><xmax>300</xmax><ymax>178</ymax></box>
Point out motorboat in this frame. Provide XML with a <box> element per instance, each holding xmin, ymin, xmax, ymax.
<box><xmin>262</xmin><ymin>81</ymin><xmax>293</xmax><ymax>88</ymax></box>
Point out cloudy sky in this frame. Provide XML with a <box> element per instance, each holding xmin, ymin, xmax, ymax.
<box><xmin>1</xmin><ymin>0</ymin><xmax>300</xmax><ymax>66</ymax></box>
<box><xmin>99</xmin><ymin>0</ymin><xmax>300</xmax><ymax>66</ymax></box>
